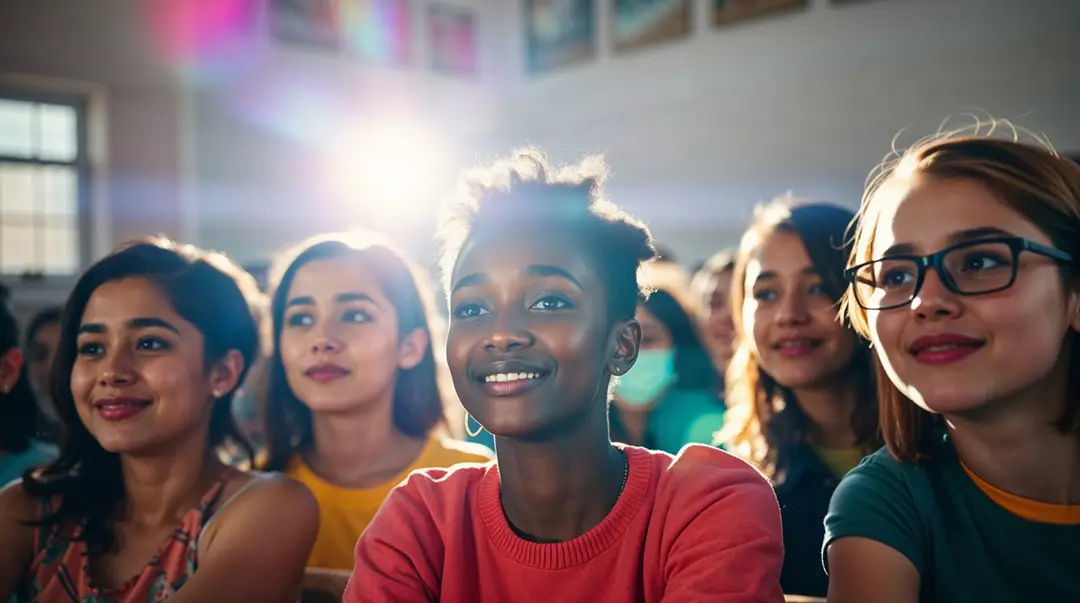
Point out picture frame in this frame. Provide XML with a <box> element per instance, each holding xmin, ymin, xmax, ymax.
<box><xmin>612</xmin><ymin>0</ymin><xmax>691</xmax><ymax>53</ymax></box>
<box><xmin>428</xmin><ymin>3</ymin><xmax>477</xmax><ymax>77</ymax></box>
<box><xmin>340</xmin><ymin>0</ymin><xmax>413</xmax><ymax>67</ymax></box>
<box><xmin>524</xmin><ymin>0</ymin><xmax>596</xmax><ymax>75</ymax></box>
<box><xmin>712</xmin><ymin>0</ymin><xmax>808</xmax><ymax>27</ymax></box>
<box><xmin>270</xmin><ymin>0</ymin><xmax>342</xmax><ymax>52</ymax></box>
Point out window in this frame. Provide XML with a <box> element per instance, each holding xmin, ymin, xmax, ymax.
<box><xmin>0</xmin><ymin>92</ymin><xmax>88</xmax><ymax>276</ymax></box>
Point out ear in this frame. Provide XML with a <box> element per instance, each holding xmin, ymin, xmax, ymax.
<box><xmin>0</xmin><ymin>348</ymin><xmax>23</xmax><ymax>393</ymax></box>
<box><xmin>207</xmin><ymin>349</ymin><xmax>246</xmax><ymax>399</ymax></box>
<box><xmin>607</xmin><ymin>318</ymin><xmax>642</xmax><ymax>377</ymax></box>
<box><xmin>397</xmin><ymin>328</ymin><xmax>429</xmax><ymax>371</ymax></box>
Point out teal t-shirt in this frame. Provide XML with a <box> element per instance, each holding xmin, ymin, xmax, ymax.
<box><xmin>823</xmin><ymin>439</ymin><xmax>1080</xmax><ymax>602</ymax></box>
<box><xmin>610</xmin><ymin>389</ymin><xmax>726</xmax><ymax>455</ymax></box>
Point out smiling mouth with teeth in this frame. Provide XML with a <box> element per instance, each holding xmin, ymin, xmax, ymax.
<box><xmin>483</xmin><ymin>372</ymin><xmax>543</xmax><ymax>383</ymax></box>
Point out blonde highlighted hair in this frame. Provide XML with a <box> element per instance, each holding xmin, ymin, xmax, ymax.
<box><xmin>841</xmin><ymin>121</ymin><xmax>1080</xmax><ymax>462</ymax></box>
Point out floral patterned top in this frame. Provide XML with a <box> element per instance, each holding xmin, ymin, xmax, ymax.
<box><xmin>15</xmin><ymin>471</ymin><xmax>231</xmax><ymax>603</ymax></box>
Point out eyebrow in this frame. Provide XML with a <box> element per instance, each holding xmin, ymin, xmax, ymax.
<box><xmin>524</xmin><ymin>264</ymin><xmax>584</xmax><ymax>291</ymax></box>
<box><xmin>881</xmin><ymin>226</ymin><xmax>1017</xmax><ymax>256</ymax></box>
<box><xmin>78</xmin><ymin>317</ymin><xmax>180</xmax><ymax>335</ymax></box>
<box><xmin>451</xmin><ymin>264</ymin><xmax>584</xmax><ymax>295</ymax></box>
<box><xmin>285</xmin><ymin>292</ymin><xmax>375</xmax><ymax>308</ymax></box>
<box><xmin>451</xmin><ymin>273</ymin><xmax>487</xmax><ymax>295</ymax></box>
<box><xmin>752</xmin><ymin>266</ymin><xmax>818</xmax><ymax>284</ymax></box>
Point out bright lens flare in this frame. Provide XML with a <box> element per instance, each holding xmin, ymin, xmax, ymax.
<box><xmin>324</xmin><ymin>120</ymin><xmax>447</xmax><ymax>224</ymax></box>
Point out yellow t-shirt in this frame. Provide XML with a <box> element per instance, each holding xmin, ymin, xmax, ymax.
<box><xmin>812</xmin><ymin>445</ymin><xmax>865</xmax><ymax>481</ymax></box>
<box><xmin>287</xmin><ymin>437</ymin><xmax>493</xmax><ymax>569</ymax></box>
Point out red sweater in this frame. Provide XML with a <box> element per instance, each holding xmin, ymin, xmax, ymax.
<box><xmin>342</xmin><ymin>444</ymin><xmax>785</xmax><ymax>603</ymax></box>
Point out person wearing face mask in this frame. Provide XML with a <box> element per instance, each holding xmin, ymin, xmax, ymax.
<box><xmin>610</xmin><ymin>285</ymin><xmax>725</xmax><ymax>454</ymax></box>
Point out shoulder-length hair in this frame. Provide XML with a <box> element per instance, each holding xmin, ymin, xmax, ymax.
<box><xmin>843</xmin><ymin>131</ymin><xmax>1080</xmax><ymax>462</ymax></box>
<box><xmin>260</xmin><ymin>232</ymin><xmax>447</xmax><ymax>471</ymax></box>
<box><xmin>720</xmin><ymin>199</ymin><xmax>880</xmax><ymax>482</ymax></box>
<box><xmin>21</xmin><ymin>238</ymin><xmax>261</xmax><ymax>553</ymax></box>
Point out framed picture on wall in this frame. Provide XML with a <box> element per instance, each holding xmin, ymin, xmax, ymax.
<box><xmin>713</xmin><ymin>0</ymin><xmax>808</xmax><ymax>27</ymax></box>
<box><xmin>340</xmin><ymin>0</ymin><xmax>413</xmax><ymax>66</ymax></box>
<box><xmin>525</xmin><ymin>0</ymin><xmax>596</xmax><ymax>75</ymax></box>
<box><xmin>270</xmin><ymin>0</ymin><xmax>342</xmax><ymax>52</ymax></box>
<box><xmin>612</xmin><ymin>0</ymin><xmax>691</xmax><ymax>53</ymax></box>
<box><xmin>428</xmin><ymin>4</ymin><xmax>477</xmax><ymax>77</ymax></box>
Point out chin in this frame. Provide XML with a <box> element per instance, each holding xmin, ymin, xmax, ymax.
<box><xmin>93</xmin><ymin>435</ymin><xmax>151</xmax><ymax>454</ymax></box>
<box><xmin>901</xmin><ymin>380</ymin><xmax>996</xmax><ymax>416</ymax></box>
<box><xmin>769</xmin><ymin>368</ymin><xmax>832</xmax><ymax>391</ymax></box>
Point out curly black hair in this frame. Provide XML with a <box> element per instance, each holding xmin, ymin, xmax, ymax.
<box><xmin>436</xmin><ymin>148</ymin><xmax>656</xmax><ymax>324</ymax></box>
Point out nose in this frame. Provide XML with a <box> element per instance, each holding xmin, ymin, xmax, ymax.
<box><xmin>310</xmin><ymin>323</ymin><xmax>344</xmax><ymax>353</ymax></box>
<box><xmin>911</xmin><ymin>269</ymin><xmax>963</xmax><ymax>321</ymax></box>
<box><xmin>483</xmin><ymin>309</ymin><xmax>534</xmax><ymax>352</ymax></box>
<box><xmin>775</xmin><ymin>292</ymin><xmax>811</xmax><ymax>327</ymax></box>
<box><xmin>98</xmin><ymin>346</ymin><xmax>135</xmax><ymax>387</ymax></box>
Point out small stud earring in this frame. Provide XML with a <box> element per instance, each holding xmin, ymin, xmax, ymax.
<box><xmin>212</xmin><ymin>389</ymin><xmax>223</xmax><ymax>398</ymax></box>
<box><xmin>0</xmin><ymin>384</ymin><xmax>9</xmax><ymax>394</ymax></box>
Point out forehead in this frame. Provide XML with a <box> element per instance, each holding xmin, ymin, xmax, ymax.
<box><xmin>289</xmin><ymin>256</ymin><xmax>382</xmax><ymax>298</ymax></box>
<box><xmin>871</xmin><ymin>177</ymin><xmax>1051</xmax><ymax>256</ymax></box>
<box><xmin>82</xmin><ymin>278</ymin><xmax>180</xmax><ymax>322</ymax></box>
<box><xmin>453</xmin><ymin>232</ymin><xmax>604</xmax><ymax>292</ymax></box>
<box><xmin>744</xmin><ymin>230</ymin><xmax>813</xmax><ymax>286</ymax></box>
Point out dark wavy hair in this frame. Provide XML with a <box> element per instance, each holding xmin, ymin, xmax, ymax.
<box><xmin>21</xmin><ymin>238</ymin><xmax>261</xmax><ymax>553</ymax></box>
<box><xmin>0</xmin><ymin>284</ymin><xmax>41</xmax><ymax>454</ymax></box>
<box><xmin>720</xmin><ymin>199</ymin><xmax>880</xmax><ymax>482</ymax></box>
<box><xmin>260</xmin><ymin>232</ymin><xmax>447</xmax><ymax>471</ymax></box>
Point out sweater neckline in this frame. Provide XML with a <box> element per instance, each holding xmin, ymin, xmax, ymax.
<box><xmin>477</xmin><ymin>444</ymin><xmax>653</xmax><ymax>570</ymax></box>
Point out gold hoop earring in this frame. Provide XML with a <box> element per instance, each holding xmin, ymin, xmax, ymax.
<box><xmin>465</xmin><ymin>411</ymin><xmax>483</xmax><ymax>438</ymax></box>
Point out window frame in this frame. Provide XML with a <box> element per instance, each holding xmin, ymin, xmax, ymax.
<box><xmin>0</xmin><ymin>87</ymin><xmax>92</xmax><ymax>277</ymax></box>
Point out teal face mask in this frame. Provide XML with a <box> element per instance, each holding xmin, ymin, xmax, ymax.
<box><xmin>615</xmin><ymin>348</ymin><xmax>677</xmax><ymax>406</ymax></box>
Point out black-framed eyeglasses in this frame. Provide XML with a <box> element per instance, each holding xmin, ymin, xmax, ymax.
<box><xmin>845</xmin><ymin>236</ymin><xmax>1075</xmax><ymax>311</ymax></box>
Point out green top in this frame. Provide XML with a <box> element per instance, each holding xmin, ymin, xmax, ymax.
<box><xmin>611</xmin><ymin>389</ymin><xmax>726</xmax><ymax>455</ymax></box>
<box><xmin>824</xmin><ymin>437</ymin><xmax>1080</xmax><ymax>602</ymax></box>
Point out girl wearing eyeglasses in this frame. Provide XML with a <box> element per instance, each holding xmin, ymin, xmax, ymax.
<box><xmin>825</xmin><ymin>133</ymin><xmax>1080</xmax><ymax>603</ymax></box>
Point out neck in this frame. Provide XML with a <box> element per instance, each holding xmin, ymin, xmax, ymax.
<box><xmin>120</xmin><ymin>427</ymin><xmax>223</xmax><ymax>527</ymax></box>
<box><xmin>617</xmin><ymin>407</ymin><xmax>648</xmax><ymax>446</ymax></box>
<box><xmin>305</xmin><ymin>392</ymin><xmax>426</xmax><ymax>489</ymax></box>
<box><xmin>947</xmin><ymin>366</ymin><xmax>1080</xmax><ymax>504</ymax></box>
<box><xmin>496</xmin><ymin>402</ymin><xmax>625</xmax><ymax>543</ymax></box>
<box><xmin>791</xmin><ymin>380</ymin><xmax>858</xmax><ymax>449</ymax></box>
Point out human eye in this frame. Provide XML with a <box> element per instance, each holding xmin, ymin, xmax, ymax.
<box><xmin>960</xmin><ymin>251</ymin><xmax>1009</xmax><ymax>272</ymax></box>
<box><xmin>286</xmin><ymin>312</ymin><xmax>314</xmax><ymax>327</ymax></box>
<box><xmin>528</xmin><ymin>295</ymin><xmax>575</xmax><ymax>311</ymax></box>
<box><xmin>136</xmin><ymin>336</ymin><xmax>171</xmax><ymax>351</ymax></box>
<box><xmin>342</xmin><ymin>309</ymin><xmax>371</xmax><ymax>323</ymax></box>
<box><xmin>752</xmin><ymin>289</ymin><xmax>777</xmax><ymax>302</ymax></box>
<box><xmin>77</xmin><ymin>340</ymin><xmax>104</xmax><ymax>356</ymax></box>
<box><xmin>452</xmin><ymin>302</ymin><xmax>489</xmax><ymax>319</ymax></box>
<box><xmin>875</xmin><ymin>262</ymin><xmax>916</xmax><ymax>289</ymax></box>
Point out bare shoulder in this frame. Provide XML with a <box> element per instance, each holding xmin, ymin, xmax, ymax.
<box><xmin>200</xmin><ymin>471</ymin><xmax>318</xmax><ymax>550</ymax></box>
<box><xmin>0</xmin><ymin>480</ymin><xmax>39</xmax><ymax>583</ymax></box>
<box><xmin>219</xmin><ymin>471</ymin><xmax>318</xmax><ymax>516</ymax></box>
<box><xmin>0</xmin><ymin>480</ymin><xmax>39</xmax><ymax>523</ymax></box>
